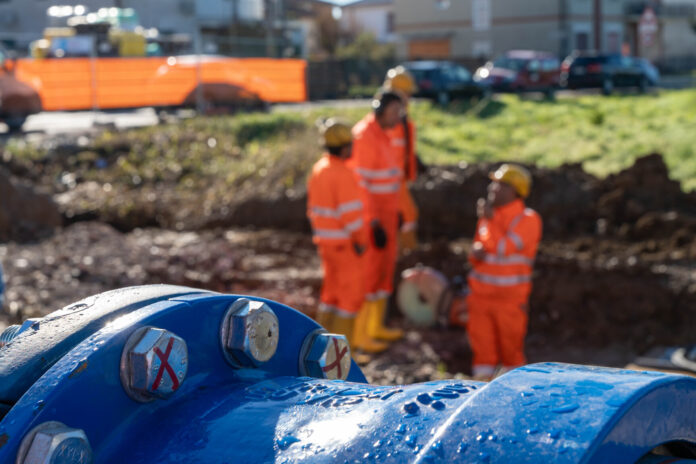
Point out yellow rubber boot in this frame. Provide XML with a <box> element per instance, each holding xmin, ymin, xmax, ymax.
<box><xmin>352</xmin><ymin>302</ymin><xmax>388</xmax><ymax>354</ymax></box>
<box><xmin>315</xmin><ymin>309</ymin><xmax>334</xmax><ymax>330</ymax></box>
<box><xmin>367</xmin><ymin>298</ymin><xmax>404</xmax><ymax>342</ymax></box>
<box><xmin>330</xmin><ymin>313</ymin><xmax>356</xmax><ymax>348</ymax></box>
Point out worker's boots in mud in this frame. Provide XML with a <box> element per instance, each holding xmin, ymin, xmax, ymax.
<box><xmin>314</xmin><ymin>308</ymin><xmax>354</xmax><ymax>347</ymax></box>
<box><xmin>366</xmin><ymin>299</ymin><xmax>404</xmax><ymax>342</ymax></box>
<box><xmin>353</xmin><ymin>303</ymin><xmax>388</xmax><ymax>354</ymax></box>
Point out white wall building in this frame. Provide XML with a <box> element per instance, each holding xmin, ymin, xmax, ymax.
<box><xmin>339</xmin><ymin>0</ymin><xmax>395</xmax><ymax>43</ymax></box>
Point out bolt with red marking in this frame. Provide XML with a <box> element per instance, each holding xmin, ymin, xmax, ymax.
<box><xmin>301</xmin><ymin>331</ymin><xmax>351</xmax><ymax>380</ymax></box>
<box><xmin>120</xmin><ymin>327</ymin><xmax>188</xmax><ymax>403</ymax></box>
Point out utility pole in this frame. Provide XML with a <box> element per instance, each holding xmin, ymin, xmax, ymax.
<box><xmin>230</xmin><ymin>0</ymin><xmax>239</xmax><ymax>55</ymax></box>
<box><xmin>593</xmin><ymin>0</ymin><xmax>602</xmax><ymax>52</ymax></box>
<box><xmin>265</xmin><ymin>0</ymin><xmax>276</xmax><ymax>57</ymax></box>
<box><xmin>559</xmin><ymin>0</ymin><xmax>568</xmax><ymax>57</ymax></box>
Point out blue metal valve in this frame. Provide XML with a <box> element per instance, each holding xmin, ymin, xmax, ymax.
<box><xmin>0</xmin><ymin>286</ymin><xmax>694</xmax><ymax>463</ymax></box>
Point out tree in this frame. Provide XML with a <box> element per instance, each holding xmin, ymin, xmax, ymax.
<box><xmin>335</xmin><ymin>32</ymin><xmax>396</xmax><ymax>61</ymax></box>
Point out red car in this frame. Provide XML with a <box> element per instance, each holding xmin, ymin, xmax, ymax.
<box><xmin>474</xmin><ymin>50</ymin><xmax>560</xmax><ymax>96</ymax></box>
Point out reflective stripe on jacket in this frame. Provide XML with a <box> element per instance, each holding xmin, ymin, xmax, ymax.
<box><xmin>468</xmin><ymin>199</ymin><xmax>542</xmax><ymax>299</ymax></box>
<box><xmin>307</xmin><ymin>154</ymin><xmax>368</xmax><ymax>246</ymax></box>
<box><xmin>349</xmin><ymin>113</ymin><xmax>402</xmax><ymax>219</ymax></box>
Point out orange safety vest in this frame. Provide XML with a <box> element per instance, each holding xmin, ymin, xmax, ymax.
<box><xmin>468</xmin><ymin>199</ymin><xmax>542</xmax><ymax>300</ymax></box>
<box><xmin>307</xmin><ymin>154</ymin><xmax>367</xmax><ymax>246</ymax></box>
<box><xmin>387</xmin><ymin>117</ymin><xmax>417</xmax><ymax>183</ymax></box>
<box><xmin>350</xmin><ymin>113</ymin><xmax>402</xmax><ymax>219</ymax></box>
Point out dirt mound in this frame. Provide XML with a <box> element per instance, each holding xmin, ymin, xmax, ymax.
<box><xmin>413</xmin><ymin>153</ymin><xmax>696</xmax><ymax>241</ymax></box>
<box><xmin>0</xmin><ymin>167</ymin><xmax>61</xmax><ymax>242</ymax></box>
<box><xmin>0</xmin><ymin>223</ymin><xmax>319</xmax><ymax>323</ymax></box>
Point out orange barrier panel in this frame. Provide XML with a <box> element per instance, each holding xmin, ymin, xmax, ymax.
<box><xmin>14</xmin><ymin>56</ymin><xmax>307</xmax><ymax>111</ymax></box>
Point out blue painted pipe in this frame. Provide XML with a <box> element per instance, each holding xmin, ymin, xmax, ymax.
<box><xmin>0</xmin><ymin>286</ymin><xmax>695</xmax><ymax>463</ymax></box>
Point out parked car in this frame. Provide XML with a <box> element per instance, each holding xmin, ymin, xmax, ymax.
<box><xmin>474</xmin><ymin>50</ymin><xmax>560</xmax><ymax>96</ymax></box>
<box><xmin>638</xmin><ymin>58</ymin><xmax>660</xmax><ymax>86</ymax></box>
<box><xmin>402</xmin><ymin>61</ymin><xmax>491</xmax><ymax>105</ymax></box>
<box><xmin>560</xmin><ymin>53</ymin><xmax>655</xmax><ymax>95</ymax></box>
<box><xmin>0</xmin><ymin>46</ymin><xmax>42</xmax><ymax>132</ymax></box>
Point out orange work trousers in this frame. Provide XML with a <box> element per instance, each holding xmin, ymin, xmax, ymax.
<box><xmin>318</xmin><ymin>243</ymin><xmax>365</xmax><ymax>316</ymax></box>
<box><xmin>365</xmin><ymin>210</ymin><xmax>399</xmax><ymax>300</ymax></box>
<box><xmin>399</xmin><ymin>182</ymin><xmax>418</xmax><ymax>232</ymax></box>
<box><xmin>466</xmin><ymin>292</ymin><xmax>528</xmax><ymax>376</ymax></box>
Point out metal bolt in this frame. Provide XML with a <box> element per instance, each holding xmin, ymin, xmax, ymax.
<box><xmin>220</xmin><ymin>298</ymin><xmax>279</xmax><ymax>368</ymax></box>
<box><xmin>17</xmin><ymin>421</ymin><xmax>93</xmax><ymax>464</ymax></box>
<box><xmin>119</xmin><ymin>327</ymin><xmax>188</xmax><ymax>403</ymax></box>
<box><xmin>301</xmin><ymin>331</ymin><xmax>351</xmax><ymax>380</ymax></box>
<box><xmin>0</xmin><ymin>318</ymin><xmax>41</xmax><ymax>348</ymax></box>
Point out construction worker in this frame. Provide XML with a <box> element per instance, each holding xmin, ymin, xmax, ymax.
<box><xmin>383</xmin><ymin>66</ymin><xmax>420</xmax><ymax>252</ymax></box>
<box><xmin>464</xmin><ymin>164</ymin><xmax>542</xmax><ymax>381</ymax></box>
<box><xmin>307</xmin><ymin>119</ymin><xmax>368</xmax><ymax>345</ymax></box>
<box><xmin>350</xmin><ymin>90</ymin><xmax>405</xmax><ymax>352</ymax></box>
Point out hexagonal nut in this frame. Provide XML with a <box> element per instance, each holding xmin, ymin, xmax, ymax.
<box><xmin>123</xmin><ymin>327</ymin><xmax>188</xmax><ymax>402</ymax></box>
<box><xmin>19</xmin><ymin>422</ymin><xmax>92</xmax><ymax>464</ymax></box>
<box><xmin>304</xmin><ymin>333</ymin><xmax>351</xmax><ymax>380</ymax></box>
<box><xmin>221</xmin><ymin>299</ymin><xmax>279</xmax><ymax>368</ymax></box>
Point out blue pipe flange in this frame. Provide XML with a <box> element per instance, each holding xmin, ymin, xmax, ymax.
<box><xmin>0</xmin><ymin>286</ymin><xmax>694</xmax><ymax>464</ymax></box>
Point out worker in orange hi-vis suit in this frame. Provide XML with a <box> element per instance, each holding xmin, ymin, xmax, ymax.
<box><xmin>307</xmin><ymin>119</ymin><xmax>369</xmax><ymax>346</ymax></box>
<box><xmin>383</xmin><ymin>66</ymin><xmax>420</xmax><ymax>253</ymax></box>
<box><xmin>349</xmin><ymin>90</ymin><xmax>405</xmax><ymax>352</ymax></box>
<box><xmin>465</xmin><ymin>164</ymin><xmax>542</xmax><ymax>381</ymax></box>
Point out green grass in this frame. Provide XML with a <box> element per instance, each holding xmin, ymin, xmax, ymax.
<box><xmin>5</xmin><ymin>89</ymin><xmax>696</xmax><ymax>194</ymax></box>
<box><xmin>419</xmin><ymin>91</ymin><xmax>696</xmax><ymax>190</ymax></box>
<box><xmin>284</xmin><ymin>89</ymin><xmax>696</xmax><ymax>190</ymax></box>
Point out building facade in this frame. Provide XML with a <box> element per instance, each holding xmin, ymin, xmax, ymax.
<box><xmin>339</xmin><ymin>0</ymin><xmax>396</xmax><ymax>43</ymax></box>
<box><xmin>394</xmin><ymin>0</ymin><xmax>625</xmax><ymax>60</ymax></box>
<box><xmin>0</xmin><ymin>0</ymin><xmax>268</xmax><ymax>53</ymax></box>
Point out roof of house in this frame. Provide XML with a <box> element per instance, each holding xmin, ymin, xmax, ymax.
<box><xmin>342</xmin><ymin>0</ymin><xmax>393</xmax><ymax>8</ymax></box>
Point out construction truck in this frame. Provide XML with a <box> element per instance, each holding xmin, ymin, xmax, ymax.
<box><xmin>0</xmin><ymin>46</ymin><xmax>42</xmax><ymax>132</ymax></box>
<box><xmin>30</xmin><ymin>6</ymin><xmax>150</xmax><ymax>59</ymax></box>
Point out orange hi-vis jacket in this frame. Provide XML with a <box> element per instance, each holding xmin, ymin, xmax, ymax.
<box><xmin>387</xmin><ymin>117</ymin><xmax>417</xmax><ymax>183</ymax></box>
<box><xmin>468</xmin><ymin>199</ymin><xmax>542</xmax><ymax>301</ymax></box>
<box><xmin>350</xmin><ymin>113</ymin><xmax>402</xmax><ymax>219</ymax></box>
<box><xmin>307</xmin><ymin>154</ymin><xmax>367</xmax><ymax>247</ymax></box>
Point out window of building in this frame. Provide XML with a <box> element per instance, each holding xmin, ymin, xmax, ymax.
<box><xmin>435</xmin><ymin>0</ymin><xmax>451</xmax><ymax>10</ymax></box>
<box><xmin>607</xmin><ymin>31</ymin><xmax>620</xmax><ymax>53</ymax></box>
<box><xmin>386</xmin><ymin>12</ymin><xmax>395</xmax><ymax>33</ymax></box>
<box><xmin>575</xmin><ymin>32</ymin><xmax>589</xmax><ymax>51</ymax></box>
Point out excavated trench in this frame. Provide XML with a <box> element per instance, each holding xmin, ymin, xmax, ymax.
<box><xmin>0</xmin><ymin>151</ymin><xmax>695</xmax><ymax>384</ymax></box>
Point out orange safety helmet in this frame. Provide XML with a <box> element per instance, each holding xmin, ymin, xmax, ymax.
<box><xmin>489</xmin><ymin>164</ymin><xmax>532</xmax><ymax>198</ymax></box>
<box><xmin>384</xmin><ymin>66</ymin><xmax>417</xmax><ymax>96</ymax></box>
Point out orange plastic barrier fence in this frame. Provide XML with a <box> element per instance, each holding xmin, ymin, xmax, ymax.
<box><xmin>14</xmin><ymin>56</ymin><xmax>307</xmax><ymax>111</ymax></box>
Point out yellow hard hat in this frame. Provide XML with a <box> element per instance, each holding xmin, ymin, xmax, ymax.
<box><xmin>319</xmin><ymin>118</ymin><xmax>353</xmax><ymax>148</ymax></box>
<box><xmin>384</xmin><ymin>66</ymin><xmax>417</xmax><ymax>96</ymax></box>
<box><xmin>489</xmin><ymin>163</ymin><xmax>532</xmax><ymax>198</ymax></box>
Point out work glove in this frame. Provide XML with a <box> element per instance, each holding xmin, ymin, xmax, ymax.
<box><xmin>370</xmin><ymin>220</ymin><xmax>387</xmax><ymax>249</ymax></box>
<box><xmin>353</xmin><ymin>242</ymin><xmax>365</xmax><ymax>256</ymax></box>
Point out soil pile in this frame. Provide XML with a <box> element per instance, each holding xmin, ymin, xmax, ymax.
<box><xmin>0</xmin><ymin>167</ymin><xmax>61</xmax><ymax>242</ymax></box>
<box><xmin>415</xmin><ymin>153</ymin><xmax>696</xmax><ymax>241</ymax></box>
